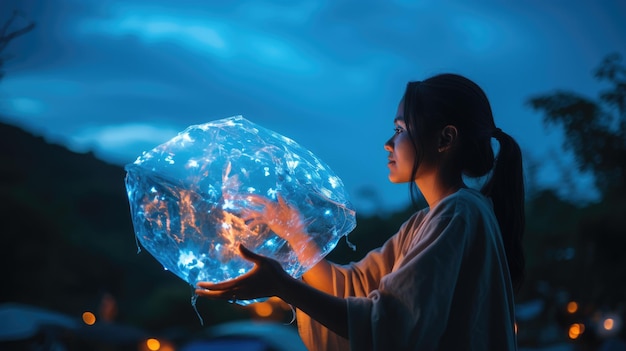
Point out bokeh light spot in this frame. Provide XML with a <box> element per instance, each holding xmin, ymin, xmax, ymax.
<box><xmin>82</xmin><ymin>311</ymin><xmax>96</xmax><ymax>325</ymax></box>
<box><xmin>567</xmin><ymin>301</ymin><xmax>578</xmax><ymax>314</ymax></box>
<box><xmin>568</xmin><ymin>323</ymin><xmax>585</xmax><ymax>339</ymax></box>
<box><xmin>253</xmin><ymin>301</ymin><xmax>273</xmax><ymax>317</ymax></box>
<box><xmin>146</xmin><ymin>338</ymin><xmax>161</xmax><ymax>351</ymax></box>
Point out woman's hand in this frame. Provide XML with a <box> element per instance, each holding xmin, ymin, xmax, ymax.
<box><xmin>242</xmin><ymin>194</ymin><xmax>307</xmax><ymax>242</ymax></box>
<box><xmin>241</xmin><ymin>194</ymin><xmax>322</xmax><ymax>265</ymax></box>
<box><xmin>195</xmin><ymin>243</ymin><xmax>292</xmax><ymax>302</ymax></box>
<box><xmin>196</xmin><ymin>245</ymin><xmax>349</xmax><ymax>338</ymax></box>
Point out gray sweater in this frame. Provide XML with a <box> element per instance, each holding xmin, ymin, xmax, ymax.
<box><xmin>296</xmin><ymin>188</ymin><xmax>517</xmax><ymax>351</ymax></box>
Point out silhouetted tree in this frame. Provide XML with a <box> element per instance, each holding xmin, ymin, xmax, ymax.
<box><xmin>528</xmin><ymin>53</ymin><xmax>626</xmax><ymax>196</ymax></box>
<box><xmin>524</xmin><ymin>53</ymin><xmax>626</xmax><ymax>345</ymax></box>
<box><xmin>0</xmin><ymin>10</ymin><xmax>35</xmax><ymax>81</ymax></box>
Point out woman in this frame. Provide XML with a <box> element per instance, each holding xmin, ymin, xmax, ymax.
<box><xmin>196</xmin><ymin>73</ymin><xmax>525</xmax><ymax>350</ymax></box>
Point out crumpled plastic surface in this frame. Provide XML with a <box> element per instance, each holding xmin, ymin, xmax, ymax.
<box><xmin>125</xmin><ymin>115</ymin><xmax>356</xmax><ymax>301</ymax></box>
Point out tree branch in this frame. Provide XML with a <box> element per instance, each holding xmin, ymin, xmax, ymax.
<box><xmin>0</xmin><ymin>10</ymin><xmax>36</xmax><ymax>54</ymax></box>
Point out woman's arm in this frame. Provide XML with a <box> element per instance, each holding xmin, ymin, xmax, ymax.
<box><xmin>242</xmin><ymin>194</ymin><xmax>338</xmax><ymax>294</ymax></box>
<box><xmin>281</xmin><ymin>269</ymin><xmax>348</xmax><ymax>338</ymax></box>
<box><xmin>195</xmin><ymin>244</ymin><xmax>348</xmax><ymax>338</ymax></box>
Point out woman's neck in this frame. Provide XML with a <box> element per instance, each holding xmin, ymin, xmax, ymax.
<box><xmin>415</xmin><ymin>171</ymin><xmax>465</xmax><ymax>208</ymax></box>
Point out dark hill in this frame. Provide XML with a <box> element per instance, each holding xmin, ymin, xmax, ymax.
<box><xmin>0</xmin><ymin>121</ymin><xmax>248</xmax><ymax>332</ymax></box>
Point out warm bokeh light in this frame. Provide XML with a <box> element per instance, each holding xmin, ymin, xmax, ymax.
<box><xmin>82</xmin><ymin>311</ymin><xmax>96</xmax><ymax>325</ymax></box>
<box><xmin>253</xmin><ymin>301</ymin><xmax>273</xmax><ymax>317</ymax></box>
<box><xmin>566</xmin><ymin>301</ymin><xmax>578</xmax><ymax>314</ymax></box>
<box><xmin>604</xmin><ymin>318</ymin><xmax>614</xmax><ymax>330</ymax></box>
<box><xmin>146</xmin><ymin>338</ymin><xmax>161</xmax><ymax>351</ymax></box>
<box><xmin>514</xmin><ymin>322</ymin><xmax>518</xmax><ymax>334</ymax></box>
<box><xmin>568</xmin><ymin>323</ymin><xmax>585</xmax><ymax>339</ymax></box>
<box><xmin>99</xmin><ymin>292</ymin><xmax>118</xmax><ymax>322</ymax></box>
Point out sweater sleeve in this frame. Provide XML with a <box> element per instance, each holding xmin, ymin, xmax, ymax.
<box><xmin>331</xmin><ymin>223</ymin><xmax>406</xmax><ymax>298</ymax></box>
<box><xmin>296</xmin><ymin>211</ymin><xmax>425</xmax><ymax>351</ymax></box>
<box><xmin>299</xmin><ymin>189</ymin><xmax>517</xmax><ymax>351</ymax></box>
<box><xmin>347</xmin><ymin>206</ymin><xmax>471</xmax><ymax>351</ymax></box>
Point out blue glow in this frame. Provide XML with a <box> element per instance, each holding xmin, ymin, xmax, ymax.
<box><xmin>125</xmin><ymin>115</ymin><xmax>356</xmax><ymax>304</ymax></box>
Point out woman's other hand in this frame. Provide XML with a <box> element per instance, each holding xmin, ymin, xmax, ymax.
<box><xmin>242</xmin><ymin>194</ymin><xmax>307</xmax><ymax>242</ymax></box>
<box><xmin>195</xmin><ymin>243</ymin><xmax>291</xmax><ymax>302</ymax></box>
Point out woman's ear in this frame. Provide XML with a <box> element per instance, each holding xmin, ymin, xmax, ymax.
<box><xmin>438</xmin><ymin>125</ymin><xmax>458</xmax><ymax>152</ymax></box>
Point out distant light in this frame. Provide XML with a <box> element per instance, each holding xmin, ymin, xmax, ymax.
<box><xmin>253</xmin><ymin>302</ymin><xmax>273</xmax><ymax>317</ymax></box>
<box><xmin>82</xmin><ymin>311</ymin><xmax>96</xmax><ymax>325</ymax></box>
<box><xmin>596</xmin><ymin>312</ymin><xmax>622</xmax><ymax>337</ymax></box>
<box><xmin>146</xmin><ymin>338</ymin><xmax>161</xmax><ymax>351</ymax></box>
<box><xmin>567</xmin><ymin>301</ymin><xmax>578</xmax><ymax>314</ymax></box>
<box><xmin>514</xmin><ymin>322</ymin><xmax>518</xmax><ymax>334</ymax></box>
<box><xmin>568</xmin><ymin>323</ymin><xmax>585</xmax><ymax>339</ymax></box>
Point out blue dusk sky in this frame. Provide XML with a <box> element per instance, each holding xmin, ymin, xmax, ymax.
<box><xmin>1</xmin><ymin>0</ymin><xmax>624</xmax><ymax>214</ymax></box>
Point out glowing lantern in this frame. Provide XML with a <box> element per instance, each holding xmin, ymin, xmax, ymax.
<box><xmin>125</xmin><ymin>116</ymin><xmax>356</xmax><ymax>304</ymax></box>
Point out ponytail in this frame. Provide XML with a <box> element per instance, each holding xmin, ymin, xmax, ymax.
<box><xmin>481</xmin><ymin>129</ymin><xmax>525</xmax><ymax>292</ymax></box>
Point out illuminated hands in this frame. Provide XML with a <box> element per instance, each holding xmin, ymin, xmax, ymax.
<box><xmin>242</xmin><ymin>194</ymin><xmax>308</xmax><ymax>243</ymax></box>
<box><xmin>242</xmin><ymin>194</ymin><xmax>321</xmax><ymax>266</ymax></box>
<box><xmin>195</xmin><ymin>244</ymin><xmax>291</xmax><ymax>302</ymax></box>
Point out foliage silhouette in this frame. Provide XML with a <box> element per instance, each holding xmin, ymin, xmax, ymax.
<box><xmin>522</xmin><ymin>52</ymin><xmax>626</xmax><ymax>346</ymax></box>
<box><xmin>528</xmin><ymin>52</ymin><xmax>626</xmax><ymax>195</ymax></box>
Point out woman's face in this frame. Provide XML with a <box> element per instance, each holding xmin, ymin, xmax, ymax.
<box><xmin>384</xmin><ymin>100</ymin><xmax>416</xmax><ymax>183</ymax></box>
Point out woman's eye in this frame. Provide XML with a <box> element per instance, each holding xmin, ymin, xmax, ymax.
<box><xmin>394</xmin><ymin>127</ymin><xmax>403</xmax><ymax>134</ymax></box>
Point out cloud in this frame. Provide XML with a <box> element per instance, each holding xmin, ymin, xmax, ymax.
<box><xmin>3</xmin><ymin>0</ymin><xmax>624</xmax><ymax>212</ymax></box>
<box><xmin>68</xmin><ymin>122</ymin><xmax>181</xmax><ymax>163</ymax></box>
<box><xmin>76</xmin><ymin>4</ymin><xmax>321</xmax><ymax>74</ymax></box>
<box><xmin>2</xmin><ymin>97</ymin><xmax>45</xmax><ymax>117</ymax></box>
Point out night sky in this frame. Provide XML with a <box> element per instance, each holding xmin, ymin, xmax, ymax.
<box><xmin>1</xmin><ymin>0</ymin><xmax>624</xmax><ymax>214</ymax></box>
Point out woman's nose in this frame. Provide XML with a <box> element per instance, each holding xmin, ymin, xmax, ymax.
<box><xmin>384</xmin><ymin>138</ymin><xmax>393</xmax><ymax>152</ymax></box>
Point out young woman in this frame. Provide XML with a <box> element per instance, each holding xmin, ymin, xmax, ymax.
<box><xmin>196</xmin><ymin>73</ymin><xmax>525</xmax><ymax>351</ymax></box>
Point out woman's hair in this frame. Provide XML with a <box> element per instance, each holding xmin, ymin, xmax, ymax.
<box><xmin>402</xmin><ymin>73</ymin><xmax>525</xmax><ymax>292</ymax></box>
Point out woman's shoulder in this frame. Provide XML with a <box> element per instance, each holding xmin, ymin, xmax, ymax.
<box><xmin>405</xmin><ymin>206</ymin><xmax>430</xmax><ymax>224</ymax></box>
<box><xmin>433</xmin><ymin>188</ymin><xmax>493</xmax><ymax>218</ymax></box>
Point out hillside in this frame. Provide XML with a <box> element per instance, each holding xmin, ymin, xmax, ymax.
<box><xmin>0</xmin><ymin>121</ymin><xmax>252</xmax><ymax>332</ymax></box>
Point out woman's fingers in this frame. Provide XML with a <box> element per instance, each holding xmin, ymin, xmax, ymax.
<box><xmin>244</xmin><ymin>194</ymin><xmax>272</xmax><ymax>208</ymax></box>
<box><xmin>196</xmin><ymin>279</ymin><xmax>237</xmax><ymax>290</ymax></box>
<box><xmin>194</xmin><ymin>287</ymin><xmax>239</xmax><ymax>301</ymax></box>
<box><xmin>238</xmin><ymin>244</ymin><xmax>266</xmax><ymax>264</ymax></box>
<box><xmin>276</xmin><ymin>194</ymin><xmax>287</xmax><ymax>207</ymax></box>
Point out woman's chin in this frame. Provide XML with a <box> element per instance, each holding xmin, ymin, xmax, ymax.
<box><xmin>387</xmin><ymin>175</ymin><xmax>402</xmax><ymax>184</ymax></box>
